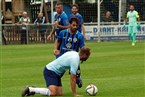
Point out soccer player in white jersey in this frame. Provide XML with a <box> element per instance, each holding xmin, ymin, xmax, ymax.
<box><xmin>22</xmin><ymin>47</ymin><xmax>91</xmax><ymax>97</ymax></box>
<box><xmin>124</xmin><ymin>4</ymin><xmax>140</xmax><ymax>46</ymax></box>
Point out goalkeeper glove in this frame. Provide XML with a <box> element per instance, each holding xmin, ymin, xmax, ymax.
<box><xmin>76</xmin><ymin>77</ymin><xmax>82</xmax><ymax>88</ymax></box>
<box><xmin>123</xmin><ymin>21</ymin><xmax>126</xmax><ymax>28</ymax></box>
<box><xmin>137</xmin><ymin>22</ymin><xmax>141</xmax><ymax>29</ymax></box>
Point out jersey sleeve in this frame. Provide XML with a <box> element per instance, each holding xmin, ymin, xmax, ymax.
<box><xmin>126</xmin><ymin>12</ymin><xmax>129</xmax><ymax>18</ymax></box>
<box><xmin>136</xmin><ymin>11</ymin><xmax>139</xmax><ymax>18</ymax></box>
<box><xmin>70</xmin><ymin>57</ymin><xmax>79</xmax><ymax>75</ymax></box>
<box><xmin>79</xmin><ymin>34</ymin><xmax>85</xmax><ymax>48</ymax></box>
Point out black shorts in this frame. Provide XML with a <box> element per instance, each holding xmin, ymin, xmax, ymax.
<box><xmin>43</xmin><ymin>67</ymin><xmax>62</xmax><ymax>87</ymax></box>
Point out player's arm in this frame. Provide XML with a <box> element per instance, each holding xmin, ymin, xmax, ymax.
<box><xmin>55</xmin><ymin>17</ymin><xmax>69</xmax><ymax>29</ymax></box>
<box><xmin>47</xmin><ymin>27</ymin><xmax>55</xmax><ymax>40</ymax></box>
<box><xmin>54</xmin><ymin>31</ymin><xmax>63</xmax><ymax>55</ymax></box>
<box><xmin>136</xmin><ymin>11</ymin><xmax>141</xmax><ymax>28</ymax></box>
<box><xmin>70</xmin><ymin>57</ymin><xmax>81</xmax><ymax>96</ymax></box>
<box><xmin>70</xmin><ymin>74</ymin><xmax>78</xmax><ymax>96</ymax></box>
<box><xmin>55</xmin><ymin>21</ymin><xmax>69</xmax><ymax>29</ymax></box>
<box><xmin>81</xmin><ymin>24</ymin><xmax>86</xmax><ymax>40</ymax></box>
<box><xmin>54</xmin><ymin>39</ymin><xmax>60</xmax><ymax>55</ymax></box>
<box><xmin>79</xmin><ymin>34</ymin><xmax>85</xmax><ymax>48</ymax></box>
<box><xmin>125</xmin><ymin>12</ymin><xmax>129</xmax><ymax>23</ymax></box>
<box><xmin>123</xmin><ymin>12</ymin><xmax>128</xmax><ymax>27</ymax></box>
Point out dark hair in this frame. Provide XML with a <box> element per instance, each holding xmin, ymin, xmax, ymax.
<box><xmin>130</xmin><ymin>4</ymin><xmax>134</xmax><ymax>7</ymax></box>
<box><xmin>69</xmin><ymin>17</ymin><xmax>80</xmax><ymax>25</ymax></box>
<box><xmin>56</xmin><ymin>2</ymin><xmax>63</xmax><ymax>6</ymax></box>
<box><xmin>72</xmin><ymin>4</ymin><xmax>79</xmax><ymax>9</ymax></box>
<box><xmin>80</xmin><ymin>47</ymin><xmax>91</xmax><ymax>57</ymax></box>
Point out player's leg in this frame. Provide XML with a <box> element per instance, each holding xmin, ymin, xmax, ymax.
<box><xmin>132</xmin><ymin>26</ymin><xmax>137</xmax><ymax>45</ymax></box>
<box><xmin>56</xmin><ymin>77</ymin><xmax>63</xmax><ymax>96</ymax></box>
<box><xmin>48</xmin><ymin>85</ymin><xmax>59</xmax><ymax>96</ymax></box>
<box><xmin>128</xmin><ymin>26</ymin><xmax>132</xmax><ymax>41</ymax></box>
<box><xmin>56</xmin><ymin>86</ymin><xmax>63</xmax><ymax>96</ymax></box>
<box><xmin>43</xmin><ymin>67</ymin><xmax>62</xmax><ymax>96</ymax></box>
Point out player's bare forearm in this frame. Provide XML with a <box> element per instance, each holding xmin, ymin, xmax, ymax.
<box><xmin>138</xmin><ymin>17</ymin><xmax>140</xmax><ymax>22</ymax></box>
<box><xmin>48</xmin><ymin>28</ymin><xmax>55</xmax><ymax>40</ymax></box>
<box><xmin>50</xmin><ymin>28</ymin><xmax>55</xmax><ymax>36</ymax></box>
<box><xmin>82</xmin><ymin>24</ymin><xmax>85</xmax><ymax>36</ymax></box>
<box><xmin>54</xmin><ymin>40</ymin><xmax>60</xmax><ymax>50</ymax></box>
<box><xmin>70</xmin><ymin>74</ymin><xmax>77</xmax><ymax>96</ymax></box>
<box><xmin>54</xmin><ymin>40</ymin><xmax>60</xmax><ymax>55</ymax></box>
<box><xmin>57</xmin><ymin>25</ymin><xmax>69</xmax><ymax>29</ymax></box>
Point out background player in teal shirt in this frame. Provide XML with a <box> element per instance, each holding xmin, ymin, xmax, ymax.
<box><xmin>22</xmin><ymin>47</ymin><xmax>91</xmax><ymax>97</ymax></box>
<box><xmin>124</xmin><ymin>4</ymin><xmax>140</xmax><ymax>46</ymax></box>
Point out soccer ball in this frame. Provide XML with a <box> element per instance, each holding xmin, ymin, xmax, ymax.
<box><xmin>85</xmin><ymin>84</ymin><xmax>98</xmax><ymax>96</ymax></box>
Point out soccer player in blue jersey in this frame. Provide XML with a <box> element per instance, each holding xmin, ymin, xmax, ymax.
<box><xmin>47</xmin><ymin>2</ymin><xmax>69</xmax><ymax>40</ymax></box>
<box><xmin>69</xmin><ymin>4</ymin><xmax>86</xmax><ymax>39</ymax></box>
<box><xmin>54</xmin><ymin>17</ymin><xmax>85</xmax><ymax>58</ymax></box>
<box><xmin>124</xmin><ymin>4</ymin><xmax>140</xmax><ymax>46</ymax></box>
<box><xmin>22</xmin><ymin>47</ymin><xmax>91</xmax><ymax>97</ymax></box>
<box><xmin>54</xmin><ymin>17</ymin><xmax>85</xmax><ymax>88</ymax></box>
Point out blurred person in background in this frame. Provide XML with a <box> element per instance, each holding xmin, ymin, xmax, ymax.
<box><xmin>17</xmin><ymin>11</ymin><xmax>30</xmax><ymax>44</ymax></box>
<box><xmin>69</xmin><ymin>4</ymin><xmax>86</xmax><ymax>40</ymax></box>
<box><xmin>34</xmin><ymin>13</ymin><xmax>46</xmax><ymax>43</ymax></box>
<box><xmin>102</xmin><ymin>11</ymin><xmax>114</xmax><ymax>25</ymax></box>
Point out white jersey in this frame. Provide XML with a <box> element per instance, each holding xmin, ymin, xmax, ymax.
<box><xmin>46</xmin><ymin>51</ymin><xmax>80</xmax><ymax>77</ymax></box>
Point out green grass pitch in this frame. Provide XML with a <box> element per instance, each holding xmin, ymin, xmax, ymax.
<box><xmin>1</xmin><ymin>41</ymin><xmax>144</xmax><ymax>97</ymax></box>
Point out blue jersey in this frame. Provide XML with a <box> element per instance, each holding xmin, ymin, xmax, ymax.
<box><xmin>46</xmin><ymin>51</ymin><xmax>80</xmax><ymax>77</ymax></box>
<box><xmin>54</xmin><ymin>11</ymin><xmax>69</xmax><ymax>36</ymax></box>
<box><xmin>69</xmin><ymin>13</ymin><xmax>84</xmax><ymax>33</ymax></box>
<box><xmin>57</xmin><ymin>29</ymin><xmax>85</xmax><ymax>57</ymax></box>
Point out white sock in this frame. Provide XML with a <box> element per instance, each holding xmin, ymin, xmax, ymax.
<box><xmin>29</xmin><ymin>87</ymin><xmax>50</xmax><ymax>96</ymax></box>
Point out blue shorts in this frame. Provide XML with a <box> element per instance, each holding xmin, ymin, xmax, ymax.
<box><xmin>43</xmin><ymin>67</ymin><xmax>62</xmax><ymax>87</ymax></box>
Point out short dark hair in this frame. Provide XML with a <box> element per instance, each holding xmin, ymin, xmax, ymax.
<box><xmin>80</xmin><ymin>47</ymin><xmax>91</xmax><ymax>57</ymax></box>
<box><xmin>72</xmin><ymin>4</ymin><xmax>79</xmax><ymax>9</ymax></box>
<box><xmin>56</xmin><ymin>2</ymin><xmax>63</xmax><ymax>6</ymax></box>
<box><xmin>130</xmin><ymin>4</ymin><xmax>134</xmax><ymax>7</ymax></box>
<box><xmin>69</xmin><ymin>17</ymin><xmax>80</xmax><ymax>25</ymax></box>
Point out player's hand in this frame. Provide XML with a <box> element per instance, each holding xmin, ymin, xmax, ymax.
<box><xmin>55</xmin><ymin>21</ymin><xmax>59</xmax><ymax>27</ymax></box>
<box><xmin>47</xmin><ymin>34</ymin><xmax>52</xmax><ymax>40</ymax></box>
<box><xmin>123</xmin><ymin>21</ymin><xmax>126</xmax><ymax>28</ymax></box>
<box><xmin>54</xmin><ymin>49</ymin><xmax>60</xmax><ymax>55</ymax></box>
<box><xmin>74</xmin><ymin>94</ymin><xmax>83</xmax><ymax>97</ymax></box>
<box><xmin>137</xmin><ymin>22</ymin><xmax>141</xmax><ymax>29</ymax></box>
<box><xmin>84</xmin><ymin>35</ymin><xmax>86</xmax><ymax>41</ymax></box>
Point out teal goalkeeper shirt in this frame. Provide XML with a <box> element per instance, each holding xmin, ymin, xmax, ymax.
<box><xmin>46</xmin><ymin>51</ymin><xmax>80</xmax><ymax>77</ymax></box>
<box><xmin>127</xmin><ymin>10</ymin><xmax>139</xmax><ymax>26</ymax></box>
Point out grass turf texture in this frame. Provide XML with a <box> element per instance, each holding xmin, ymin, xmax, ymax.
<box><xmin>1</xmin><ymin>41</ymin><xmax>144</xmax><ymax>97</ymax></box>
